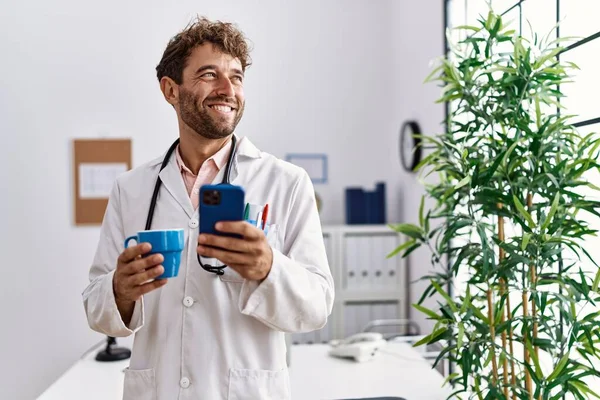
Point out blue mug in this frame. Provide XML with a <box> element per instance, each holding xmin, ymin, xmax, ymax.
<box><xmin>124</xmin><ymin>229</ymin><xmax>185</xmax><ymax>279</ymax></box>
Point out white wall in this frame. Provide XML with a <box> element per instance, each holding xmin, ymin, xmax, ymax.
<box><xmin>0</xmin><ymin>0</ymin><xmax>444</xmax><ymax>398</ymax></box>
<box><xmin>389</xmin><ymin>1</ymin><xmax>446</xmax><ymax>334</ymax></box>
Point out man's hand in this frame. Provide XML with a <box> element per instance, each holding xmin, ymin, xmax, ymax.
<box><xmin>113</xmin><ymin>243</ymin><xmax>167</xmax><ymax>325</ymax></box>
<box><xmin>197</xmin><ymin>221</ymin><xmax>273</xmax><ymax>281</ymax></box>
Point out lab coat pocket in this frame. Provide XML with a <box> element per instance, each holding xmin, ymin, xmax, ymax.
<box><xmin>122</xmin><ymin>368</ymin><xmax>156</xmax><ymax>400</ymax></box>
<box><xmin>265</xmin><ymin>223</ymin><xmax>282</xmax><ymax>251</ymax></box>
<box><xmin>228</xmin><ymin>367</ymin><xmax>290</xmax><ymax>400</ymax></box>
<box><xmin>218</xmin><ymin>224</ymin><xmax>281</xmax><ymax>284</ymax></box>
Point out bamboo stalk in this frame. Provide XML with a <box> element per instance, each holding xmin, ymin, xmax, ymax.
<box><xmin>522</xmin><ymin>193</ymin><xmax>534</xmax><ymax>399</ymax></box>
<box><xmin>526</xmin><ymin>194</ymin><xmax>540</xmax><ymax>400</ymax></box>
<box><xmin>523</xmin><ymin>291</ymin><xmax>532</xmax><ymax>398</ymax></box>
<box><xmin>499</xmin><ymin>203</ymin><xmax>517</xmax><ymax>400</ymax></box>
<box><xmin>506</xmin><ymin>291</ymin><xmax>517</xmax><ymax>400</ymax></box>
<box><xmin>526</xmin><ymin>194</ymin><xmax>539</xmax><ymax>355</ymax></box>
<box><xmin>498</xmin><ymin>205</ymin><xmax>510</xmax><ymax>400</ymax></box>
<box><xmin>500</xmin><ymin>281</ymin><xmax>509</xmax><ymax>399</ymax></box>
<box><xmin>487</xmin><ymin>289</ymin><xmax>499</xmax><ymax>385</ymax></box>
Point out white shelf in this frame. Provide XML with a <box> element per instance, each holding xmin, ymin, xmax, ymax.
<box><xmin>341</xmin><ymin>291</ymin><xmax>404</xmax><ymax>303</ymax></box>
<box><xmin>292</xmin><ymin>224</ymin><xmax>408</xmax><ymax>345</ymax></box>
<box><xmin>322</xmin><ymin>224</ymin><xmax>398</xmax><ymax>235</ymax></box>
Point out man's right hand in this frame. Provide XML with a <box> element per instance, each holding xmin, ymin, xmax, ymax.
<box><xmin>113</xmin><ymin>243</ymin><xmax>167</xmax><ymax>325</ymax></box>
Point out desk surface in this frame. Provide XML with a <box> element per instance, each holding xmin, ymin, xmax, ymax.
<box><xmin>38</xmin><ymin>342</ymin><xmax>451</xmax><ymax>400</ymax></box>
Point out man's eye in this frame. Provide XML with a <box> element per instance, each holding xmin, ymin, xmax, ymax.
<box><xmin>232</xmin><ymin>76</ymin><xmax>243</xmax><ymax>83</ymax></box>
<box><xmin>201</xmin><ymin>72</ymin><xmax>217</xmax><ymax>78</ymax></box>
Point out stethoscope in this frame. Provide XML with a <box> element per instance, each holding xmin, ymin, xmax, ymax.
<box><xmin>144</xmin><ymin>134</ymin><xmax>238</xmax><ymax>276</ymax></box>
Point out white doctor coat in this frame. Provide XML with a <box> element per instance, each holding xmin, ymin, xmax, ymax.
<box><xmin>82</xmin><ymin>136</ymin><xmax>335</xmax><ymax>400</ymax></box>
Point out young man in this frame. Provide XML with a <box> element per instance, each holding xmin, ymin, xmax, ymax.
<box><xmin>82</xmin><ymin>16</ymin><xmax>334</xmax><ymax>400</ymax></box>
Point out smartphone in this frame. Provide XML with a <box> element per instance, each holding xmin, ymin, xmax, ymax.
<box><xmin>199</xmin><ymin>184</ymin><xmax>245</xmax><ymax>240</ymax></box>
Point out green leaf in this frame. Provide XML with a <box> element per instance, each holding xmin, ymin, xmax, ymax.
<box><xmin>455</xmin><ymin>176</ymin><xmax>470</xmax><ymax>190</ymax></box>
<box><xmin>541</xmin><ymin>192</ymin><xmax>561</xmax><ymax>233</ymax></box>
<box><xmin>418</xmin><ymin>196</ymin><xmax>425</xmax><ymax>228</ymax></box>
<box><xmin>593</xmin><ymin>269</ymin><xmax>600</xmax><ymax>293</ymax></box>
<box><xmin>423</xmin><ymin>63</ymin><xmax>444</xmax><ymax>83</ymax></box>
<box><xmin>521</xmin><ymin>233</ymin><xmax>531</xmax><ymax>251</ymax></box>
<box><xmin>535</xmin><ymin>95</ymin><xmax>542</xmax><ymax>128</ymax></box>
<box><xmin>412</xmin><ymin>303</ymin><xmax>440</xmax><ymax>320</ymax></box>
<box><xmin>525</xmin><ymin>339</ymin><xmax>543</xmax><ymax>380</ymax></box>
<box><xmin>502</xmin><ymin>140</ymin><xmax>521</xmax><ymax>169</ymax></box>
<box><xmin>513</xmin><ymin>195</ymin><xmax>535</xmax><ymax>228</ymax></box>
<box><xmin>386</xmin><ymin>238</ymin><xmax>417</xmax><ymax>258</ymax></box>
<box><xmin>413</xmin><ymin>327</ymin><xmax>447</xmax><ymax>347</ymax></box>
<box><xmin>460</xmin><ymin>286</ymin><xmax>472</xmax><ymax>314</ymax></box>
<box><xmin>453</xmin><ymin>25</ymin><xmax>481</xmax><ymax>32</ymax></box>
<box><xmin>533</xmin><ymin>47</ymin><xmax>562</xmax><ymax>69</ymax></box>
<box><xmin>389</xmin><ymin>223</ymin><xmax>424</xmax><ymax>240</ymax></box>
<box><xmin>457</xmin><ymin>322</ymin><xmax>465</xmax><ymax>348</ymax></box>
<box><xmin>431</xmin><ymin>281</ymin><xmax>458</xmax><ymax>313</ymax></box>
<box><xmin>570</xmin><ymin>381</ymin><xmax>600</xmax><ymax>399</ymax></box>
<box><xmin>442</xmin><ymin>372</ymin><xmax>460</xmax><ymax>388</ymax></box>
<box><xmin>547</xmin><ymin>353</ymin><xmax>570</xmax><ymax>382</ymax></box>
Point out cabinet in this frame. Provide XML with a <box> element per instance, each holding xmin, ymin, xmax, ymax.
<box><xmin>291</xmin><ymin>224</ymin><xmax>407</xmax><ymax>344</ymax></box>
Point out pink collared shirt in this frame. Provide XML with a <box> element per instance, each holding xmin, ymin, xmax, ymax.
<box><xmin>175</xmin><ymin>139</ymin><xmax>232</xmax><ymax>210</ymax></box>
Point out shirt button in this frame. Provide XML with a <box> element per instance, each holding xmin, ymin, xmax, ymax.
<box><xmin>188</xmin><ymin>218</ymin><xmax>198</xmax><ymax>229</ymax></box>
<box><xmin>183</xmin><ymin>296</ymin><xmax>194</xmax><ymax>307</ymax></box>
<box><xmin>180</xmin><ymin>377</ymin><xmax>190</xmax><ymax>389</ymax></box>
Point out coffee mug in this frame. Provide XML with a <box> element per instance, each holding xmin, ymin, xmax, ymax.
<box><xmin>124</xmin><ymin>229</ymin><xmax>185</xmax><ymax>279</ymax></box>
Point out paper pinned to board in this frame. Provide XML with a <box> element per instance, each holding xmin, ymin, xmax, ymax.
<box><xmin>78</xmin><ymin>163</ymin><xmax>128</xmax><ymax>199</ymax></box>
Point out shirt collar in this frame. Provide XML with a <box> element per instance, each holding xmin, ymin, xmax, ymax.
<box><xmin>174</xmin><ymin>138</ymin><xmax>233</xmax><ymax>174</ymax></box>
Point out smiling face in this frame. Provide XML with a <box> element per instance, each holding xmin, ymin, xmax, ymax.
<box><xmin>163</xmin><ymin>43</ymin><xmax>246</xmax><ymax>139</ymax></box>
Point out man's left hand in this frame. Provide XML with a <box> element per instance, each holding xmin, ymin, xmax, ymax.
<box><xmin>197</xmin><ymin>221</ymin><xmax>273</xmax><ymax>281</ymax></box>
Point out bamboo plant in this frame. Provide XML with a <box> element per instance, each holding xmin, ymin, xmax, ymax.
<box><xmin>390</xmin><ymin>10</ymin><xmax>600</xmax><ymax>400</ymax></box>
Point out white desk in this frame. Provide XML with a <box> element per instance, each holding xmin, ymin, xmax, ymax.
<box><xmin>38</xmin><ymin>342</ymin><xmax>451</xmax><ymax>400</ymax></box>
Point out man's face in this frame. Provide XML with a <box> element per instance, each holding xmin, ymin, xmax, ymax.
<box><xmin>177</xmin><ymin>43</ymin><xmax>245</xmax><ymax>139</ymax></box>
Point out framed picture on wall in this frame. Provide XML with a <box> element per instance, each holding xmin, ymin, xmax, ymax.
<box><xmin>285</xmin><ymin>153</ymin><xmax>328</xmax><ymax>184</ymax></box>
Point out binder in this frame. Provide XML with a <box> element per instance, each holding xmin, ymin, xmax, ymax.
<box><xmin>370</xmin><ymin>235</ymin><xmax>385</xmax><ymax>290</ymax></box>
<box><xmin>345</xmin><ymin>236</ymin><xmax>359</xmax><ymax>291</ymax></box>
<box><xmin>383</xmin><ymin>235</ymin><xmax>400</xmax><ymax>291</ymax></box>
<box><xmin>345</xmin><ymin>188</ymin><xmax>367</xmax><ymax>224</ymax></box>
<box><xmin>356</xmin><ymin>236</ymin><xmax>370</xmax><ymax>291</ymax></box>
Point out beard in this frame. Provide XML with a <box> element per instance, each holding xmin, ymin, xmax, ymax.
<box><xmin>179</xmin><ymin>88</ymin><xmax>245</xmax><ymax>139</ymax></box>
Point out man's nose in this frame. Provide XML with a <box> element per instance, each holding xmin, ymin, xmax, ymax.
<box><xmin>215</xmin><ymin>76</ymin><xmax>235</xmax><ymax>98</ymax></box>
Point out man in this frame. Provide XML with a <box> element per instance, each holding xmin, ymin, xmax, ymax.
<box><xmin>82</xmin><ymin>16</ymin><xmax>334</xmax><ymax>400</ymax></box>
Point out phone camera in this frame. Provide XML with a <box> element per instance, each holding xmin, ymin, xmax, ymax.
<box><xmin>202</xmin><ymin>190</ymin><xmax>221</xmax><ymax>205</ymax></box>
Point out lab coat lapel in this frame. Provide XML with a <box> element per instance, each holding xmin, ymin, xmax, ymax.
<box><xmin>223</xmin><ymin>136</ymin><xmax>261</xmax><ymax>184</ymax></box>
<box><xmin>158</xmin><ymin>152</ymin><xmax>194</xmax><ymax>218</ymax></box>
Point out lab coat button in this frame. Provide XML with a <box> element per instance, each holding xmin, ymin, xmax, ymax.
<box><xmin>180</xmin><ymin>377</ymin><xmax>190</xmax><ymax>388</ymax></box>
<box><xmin>183</xmin><ymin>296</ymin><xmax>194</xmax><ymax>307</ymax></box>
<box><xmin>188</xmin><ymin>218</ymin><xmax>198</xmax><ymax>229</ymax></box>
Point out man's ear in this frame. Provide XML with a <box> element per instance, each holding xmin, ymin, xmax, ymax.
<box><xmin>160</xmin><ymin>77</ymin><xmax>179</xmax><ymax>107</ymax></box>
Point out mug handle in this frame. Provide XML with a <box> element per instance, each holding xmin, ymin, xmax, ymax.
<box><xmin>124</xmin><ymin>235</ymin><xmax>138</xmax><ymax>248</ymax></box>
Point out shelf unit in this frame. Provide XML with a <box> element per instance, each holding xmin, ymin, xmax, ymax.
<box><xmin>291</xmin><ymin>224</ymin><xmax>408</xmax><ymax>344</ymax></box>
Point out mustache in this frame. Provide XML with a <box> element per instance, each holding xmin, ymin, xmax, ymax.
<box><xmin>204</xmin><ymin>96</ymin><xmax>239</xmax><ymax>109</ymax></box>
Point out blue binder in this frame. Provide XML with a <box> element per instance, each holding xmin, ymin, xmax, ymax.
<box><xmin>345</xmin><ymin>182</ymin><xmax>386</xmax><ymax>224</ymax></box>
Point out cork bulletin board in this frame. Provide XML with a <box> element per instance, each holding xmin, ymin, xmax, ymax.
<box><xmin>73</xmin><ymin>139</ymin><xmax>131</xmax><ymax>225</ymax></box>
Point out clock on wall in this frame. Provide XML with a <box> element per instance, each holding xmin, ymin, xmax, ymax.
<box><xmin>399</xmin><ymin>120</ymin><xmax>423</xmax><ymax>172</ymax></box>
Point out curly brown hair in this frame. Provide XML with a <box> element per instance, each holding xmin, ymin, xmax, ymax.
<box><xmin>156</xmin><ymin>16</ymin><xmax>252</xmax><ymax>84</ymax></box>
